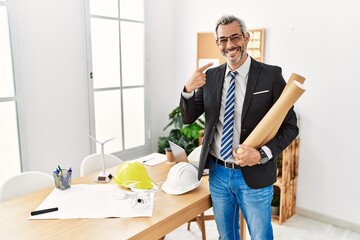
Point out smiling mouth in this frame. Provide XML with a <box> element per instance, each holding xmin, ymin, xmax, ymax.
<box><xmin>225</xmin><ymin>47</ymin><xmax>240</xmax><ymax>55</ymax></box>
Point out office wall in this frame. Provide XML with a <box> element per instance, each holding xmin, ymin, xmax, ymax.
<box><xmin>7</xmin><ymin>0</ymin><xmax>91</xmax><ymax>176</ymax></box>
<box><xmin>173</xmin><ymin>0</ymin><xmax>360</xmax><ymax>230</ymax></box>
<box><xmin>145</xmin><ymin>0</ymin><xmax>177</xmax><ymax>153</ymax></box>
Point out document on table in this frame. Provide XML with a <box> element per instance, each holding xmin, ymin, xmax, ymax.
<box><xmin>29</xmin><ymin>184</ymin><xmax>154</xmax><ymax>219</ymax></box>
<box><xmin>133</xmin><ymin>153</ymin><xmax>167</xmax><ymax>166</ymax></box>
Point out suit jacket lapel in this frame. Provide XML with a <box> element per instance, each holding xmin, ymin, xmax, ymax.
<box><xmin>241</xmin><ymin>58</ymin><xmax>261</xmax><ymax>122</ymax></box>
<box><xmin>215</xmin><ymin>63</ymin><xmax>227</xmax><ymax>107</ymax></box>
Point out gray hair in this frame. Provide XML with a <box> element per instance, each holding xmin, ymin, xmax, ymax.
<box><xmin>215</xmin><ymin>15</ymin><xmax>247</xmax><ymax>39</ymax></box>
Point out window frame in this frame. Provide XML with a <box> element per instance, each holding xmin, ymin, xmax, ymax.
<box><xmin>0</xmin><ymin>0</ymin><xmax>23</xmax><ymax>180</ymax></box>
<box><xmin>83</xmin><ymin>0</ymin><xmax>150</xmax><ymax>160</ymax></box>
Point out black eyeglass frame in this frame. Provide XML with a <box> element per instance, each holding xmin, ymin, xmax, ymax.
<box><xmin>216</xmin><ymin>34</ymin><xmax>244</xmax><ymax>46</ymax></box>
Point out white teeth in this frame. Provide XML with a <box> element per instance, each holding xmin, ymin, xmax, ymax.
<box><xmin>226</xmin><ymin>48</ymin><xmax>238</xmax><ymax>54</ymax></box>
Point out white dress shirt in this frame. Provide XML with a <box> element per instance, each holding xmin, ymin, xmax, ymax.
<box><xmin>209</xmin><ymin>56</ymin><xmax>250</xmax><ymax>161</ymax></box>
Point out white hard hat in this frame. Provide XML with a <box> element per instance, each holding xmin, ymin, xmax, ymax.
<box><xmin>162</xmin><ymin>162</ymin><xmax>201</xmax><ymax>195</ymax></box>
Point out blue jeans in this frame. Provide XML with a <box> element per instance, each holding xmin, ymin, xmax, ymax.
<box><xmin>209</xmin><ymin>158</ymin><xmax>274</xmax><ymax>240</ymax></box>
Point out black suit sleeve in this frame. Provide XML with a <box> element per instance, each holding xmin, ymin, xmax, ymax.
<box><xmin>180</xmin><ymin>86</ymin><xmax>204</xmax><ymax>124</ymax></box>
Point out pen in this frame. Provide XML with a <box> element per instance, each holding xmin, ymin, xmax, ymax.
<box><xmin>31</xmin><ymin>207</ymin><xmax>59</xmax><ymax>216</ymax></box>
<box><xmin>57</xmin><ymin>165</ymin><xmax>62</xmax><ymax>174</ymax></box>
<box><xmin>142</xmin><ymin>157</ymin><xmax>154</xmax><ymax>163</ymax></box>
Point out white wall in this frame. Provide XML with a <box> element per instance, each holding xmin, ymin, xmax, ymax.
<box><xmin>7</xmin><ymin>0</ymin><xmax>91</xmax><ymax>176</ymax></box>
<box><xmin>145</xmin><ymin>0</ymin><xmax>177</xmax><ymax>153</ymax></box>
<box><xmin>173</xmin><ymin>0</ymin><xmax>360</xmax><ymax>230</ymax></box>
<box><xmin>6</xmin><ymin>0</ymin><xmax>360</xmax><ymax>231</ymax></box>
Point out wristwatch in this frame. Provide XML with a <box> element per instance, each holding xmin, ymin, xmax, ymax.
<box><xmin>258</xmin><ymin>148</ymin><xmax>270</xmax><ymax>164</ymax></box>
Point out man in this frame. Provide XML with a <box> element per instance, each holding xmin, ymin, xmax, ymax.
<box><xmin>180</xmin><ymin>15</ymin><xmax>298</xmax><ymax>240</ymax></box>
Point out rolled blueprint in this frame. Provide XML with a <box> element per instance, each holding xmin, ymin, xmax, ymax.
<box><xmin>236</xmin><ymin>73</ymin><xmax>306</xmax><ymax>154</ymax></box>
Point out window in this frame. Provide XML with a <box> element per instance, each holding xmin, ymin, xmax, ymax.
<box><xmin>0</xmin><ymin>1</ymin><xmax>22</xmax><ymax>185</ymax></box>
<box><xmin>85</xmin><ymin>0</ymin><xmax>148</xmax><ymax>157</ymax></box>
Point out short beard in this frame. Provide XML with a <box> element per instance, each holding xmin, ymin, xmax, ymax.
<box><xmin>225</xmin><ymin>47</ymin><xmax>243</xmax><ymax>65</ymax></box>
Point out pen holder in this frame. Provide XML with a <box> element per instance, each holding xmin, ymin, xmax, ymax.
<box><xmin>53</xmin><ymin>169</ymin><xmax>72</xmax><ymax>190</ymax></box>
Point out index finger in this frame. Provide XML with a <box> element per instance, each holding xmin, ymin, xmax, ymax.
<box><xmin>197</xmin><ymin>62</ymin><xmax>214</xmax><ymax>72</ymax></box>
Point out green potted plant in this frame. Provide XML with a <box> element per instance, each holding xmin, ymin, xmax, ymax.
<box><xmin>158</xmin><ymin>106</ymin><xmax>205</xmax><ymax>155</ymax></box>
<box><xmin>271</xmin><ymin>188</ymin><xmax>280</xmax><ymax>216</ymax></box>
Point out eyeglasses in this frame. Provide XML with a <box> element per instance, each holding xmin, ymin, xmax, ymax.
<box><xmin>217</xmin><ymin>34</ymin><xmax>243</xmax><ymax>46</ymax></box>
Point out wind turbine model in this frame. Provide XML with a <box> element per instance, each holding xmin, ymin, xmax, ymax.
<box><xmin>88</xmin><ymin>135</ymin><xmax>116</xmax><ymax>183</ymax></box>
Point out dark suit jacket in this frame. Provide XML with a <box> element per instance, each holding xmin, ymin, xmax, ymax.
<box><xmin>180</xmin><ymin>58</ymin><xmax>299</xmax><ymax>189</ymax></box>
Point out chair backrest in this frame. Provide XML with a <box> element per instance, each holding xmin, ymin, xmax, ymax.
<box><xmin>80</xmin><ymin>153</ymin><xmax>123</xmax><ymax>177</ymax></box>
<box><xmin>0</xmin><ymin>171</ymin><xmax>54</xmax><ymax>202</ymax></box>
<box><xmin>187</xmin><ymin>145</ymin><xmax>208</xmax><ymax>175</ymax></box>
<box><xmin>187</xmin><ymin>145</ymin><xmax>202</xmax><ymax>163</ymax></box>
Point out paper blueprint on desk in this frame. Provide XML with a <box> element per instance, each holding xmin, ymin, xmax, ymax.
<box><xmin>29</xmin><ymin>184</ymin><xmax>154</xmax><ymax>219</ymax></box>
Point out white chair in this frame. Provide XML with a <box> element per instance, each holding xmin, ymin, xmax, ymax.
<box><xmin>187</xmin><ymin>145</ymin><xmax>202</xmax><ymax>168</ymax></box>
<box><xmin>0</xmin><ymin>171</ymin><xmax>54</xmax><ymax>202</ymax></box>
<box><xmin>80</xmin><ymin>153</ymin><xmax>123</xmax><ymax>177</ymax></box>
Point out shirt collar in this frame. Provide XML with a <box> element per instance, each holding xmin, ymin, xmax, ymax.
<box><xmin>226</xmin><ymin>54</ymin><xmax>251</xmax><ymax>79</ymax></box>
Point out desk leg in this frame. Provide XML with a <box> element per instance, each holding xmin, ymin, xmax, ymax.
<box><xmin>240</xmin><ymin>211</ymin><xmax>246</xmax><ymax>240</ymax></box>
<box><xmin>195</xmin><ymin>212</ymin><xmax>206</xmax><ymax>240</ymax></box>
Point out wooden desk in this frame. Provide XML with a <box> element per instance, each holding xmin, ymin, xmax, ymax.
<box><xmin>0</xmin><ymin>162</ymin><xmax>211</xmax><ymax>240</ymax></box>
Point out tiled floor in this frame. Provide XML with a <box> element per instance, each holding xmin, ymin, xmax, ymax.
<box><xmin>164</xmin><ymin>214</ymin><xmax>360</xmax><ymax>240</ymax></box>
